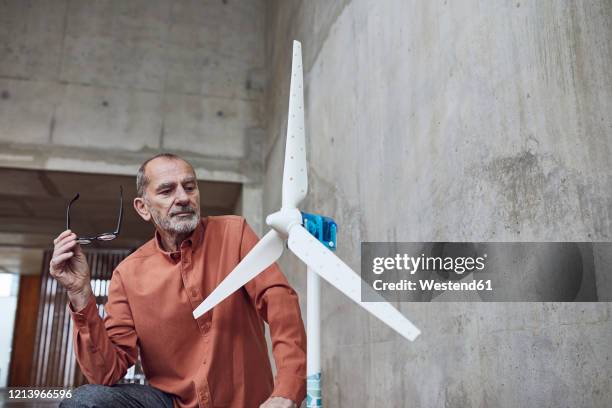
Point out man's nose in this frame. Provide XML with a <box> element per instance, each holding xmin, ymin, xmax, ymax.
<box><xmin>174</xmin><ymin>186</ymin><xmax>190</xmax><ymax>204</ymax></box>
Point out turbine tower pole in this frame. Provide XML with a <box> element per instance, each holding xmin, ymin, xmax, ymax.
<box><xmin>302</xmin><ymin>211</ymin><xmax>336</xmax><ymax>408</ymax></box>
<box><xmin>307</xmin><ymin>266</ymin><xmax>321</xmax><ymax>407</ymax></box>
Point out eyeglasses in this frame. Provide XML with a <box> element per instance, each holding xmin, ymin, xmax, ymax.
<box><xmin>66</xmin><ymin>186</ymin><xmax>123</xmax><ymax>245</ymax></box>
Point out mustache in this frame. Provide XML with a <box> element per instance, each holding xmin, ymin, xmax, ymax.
<box><xmin>169</xmin><ymin>206</ymin><xmax>197</xmax><ymax>217</ymax></box>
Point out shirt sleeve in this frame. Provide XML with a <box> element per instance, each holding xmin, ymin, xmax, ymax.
<box><xmin>240</xmin><ymin>220</ymin><xmax>307</xmax><ymax>405</ymax></box>
<box><xmin>68</xmin><ymin>270</ymin><xmax>138</xmax><ymax>385</ymax></box>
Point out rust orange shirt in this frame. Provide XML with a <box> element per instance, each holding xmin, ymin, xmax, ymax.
<box><xmin>69</xmin><ymin>216</ymin><xmax>307</xmax><ymax>407</ymax></box>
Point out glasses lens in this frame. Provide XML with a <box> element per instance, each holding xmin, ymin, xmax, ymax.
<box><xmin>76</xmin><ymin>238</ymin><xmax>92</xmax><ymax>245</ymax></box>
<box><xmin>97</xmin><ymin>233</ymin><xmax>116</xmax><ymax>241</ymax></box>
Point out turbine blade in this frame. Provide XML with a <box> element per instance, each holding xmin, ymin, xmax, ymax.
<box><xmin>287</xmin><ymin>225</ymin><xmax>421</xmax><ymax>341</ymax></box>
<box><xmin>193</xmin><ymin>230</ymin><xmax>285</xmax><ymax>318</ymax></box>
<box><xmin>282</xmin><ymin>40</ymin><xmax>308</xmax><ymax>209</ymax></box>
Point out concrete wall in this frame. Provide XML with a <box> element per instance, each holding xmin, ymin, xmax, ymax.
<box><xmin>264</xmin><ymin>1</ymin><xmax>612</xmax><ymax>406</ymax></box>
<box><xmin>0</xmin><ymin>0</ymin><xmax>265</xmax><ymax>184</ymax></box>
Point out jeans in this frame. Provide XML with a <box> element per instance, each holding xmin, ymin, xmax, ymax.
<box><xmin>59</xmin><ymin>383</ymin><xmax>174</xmax><ymax>408</ymax></box>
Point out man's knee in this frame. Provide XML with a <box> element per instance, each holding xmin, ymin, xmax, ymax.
<box><xmin>60</xmin><ymin>384</ymin><xmax>113</xmax><ymax>408</ymax></box>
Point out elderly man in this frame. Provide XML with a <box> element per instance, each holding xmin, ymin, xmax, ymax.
<box><xmin>52</xmin><ymin>153</ymin><xmax>306</xmax><ymax>408</ymax></box>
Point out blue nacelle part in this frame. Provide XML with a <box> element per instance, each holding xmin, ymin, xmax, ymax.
<box><xmin>301</xmin><ymin>212</ymin><xmax>337</xmax><ymax>251</ymax></box>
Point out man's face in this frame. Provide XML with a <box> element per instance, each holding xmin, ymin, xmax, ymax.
<box><xmin>141</xmin><ymin>158</ymin><xmax>201</xmax><ymax>235</ymax></box>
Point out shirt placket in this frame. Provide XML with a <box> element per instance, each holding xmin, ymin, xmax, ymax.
<box><xmin>179</xmin><ymin>246</ymin><xmax>213</xmax><ymax>407</ymax></box>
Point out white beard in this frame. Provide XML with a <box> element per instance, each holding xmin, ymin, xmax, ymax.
<box><xmin>149</xmin><ymin>204</ymin><xmax>200</xmax><ymax>235</ymax></box>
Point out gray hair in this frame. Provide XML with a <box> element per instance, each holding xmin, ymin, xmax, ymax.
<box><xmin>136</xmin><ymin>153</ymin><xmax>194</xmax><ymax>197</ymax></box>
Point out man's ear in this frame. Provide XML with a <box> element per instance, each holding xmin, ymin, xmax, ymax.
<box><xmin>133</xmin><ymin>197</ymin><xmax>151</xmax><ymax>222</ymax></box>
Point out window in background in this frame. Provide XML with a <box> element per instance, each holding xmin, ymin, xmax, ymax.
<box><xmin>0</xmin><ymin>273</ymin><xmax>19</xmax><ymax>387</ymax></box>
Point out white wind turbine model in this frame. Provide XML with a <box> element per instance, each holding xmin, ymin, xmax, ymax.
<box><xmin>193</xmin><ymin>41</ymin><xmax>420</xmax><ymax>407</ymax></box>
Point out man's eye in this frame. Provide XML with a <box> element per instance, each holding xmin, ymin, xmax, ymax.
<box><xmin>159</xmin><ymin>190</ymin><xmax>170</xmax><ymax>195</ymax></box>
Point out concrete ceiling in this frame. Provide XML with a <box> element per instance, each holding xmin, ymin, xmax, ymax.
<box><xmin>0</xmin><ymin>167</ymin><xmax>242</xmax><ymax>250</ymax></box>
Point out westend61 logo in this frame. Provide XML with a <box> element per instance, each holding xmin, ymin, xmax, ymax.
<box><xmin>372</xmin><ymin>253</ymin><xmax>487</xmax><ymax>275</ymax></box>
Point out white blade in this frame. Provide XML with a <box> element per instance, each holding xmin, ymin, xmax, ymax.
<box><xmin>288</xmin><ymin>225</ymin><xmax>421</xmax><ymax>341</ymax></box>
<box><xmin>193</xmin><ymin>230</ymin><xmax>285</xmax><ymax>318</ymax></box>
<box><xmin>282</xmin><ymin>40</ymin><xmax>308</xmax><ymax>209</ymax></box>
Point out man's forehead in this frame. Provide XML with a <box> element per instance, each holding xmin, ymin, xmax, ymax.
<box><xmin>145</xmin><ymin>158</ymin><xmax>196</xmax><ymax>185</ymax></box>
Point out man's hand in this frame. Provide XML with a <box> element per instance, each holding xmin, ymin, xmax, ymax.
<box><xmin>50</xmin><ymin>229</ymin><xmax>92</xmax><ymax>311</ymax></box>
<box><xmin>259</xmin><ymin>396</ymin><xmax>297</xmax><ymax>408</ymax></box>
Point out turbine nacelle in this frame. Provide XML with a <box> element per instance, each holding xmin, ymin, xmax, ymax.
<box><xmin>266</xmin><ymin>209</ymin><xmax>302</xmax><ymax>237</ymax></box>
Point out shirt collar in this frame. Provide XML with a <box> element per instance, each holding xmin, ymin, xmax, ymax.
<box><xmin>154</xmin><ymin>217</ymin><xmax>207</xmax><ymax>259</ymax></box>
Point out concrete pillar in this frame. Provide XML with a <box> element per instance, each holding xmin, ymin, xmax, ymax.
<box><xmin>239</xmin><ymin>183</ymin><xmax>264</xmax><ymax>236</ymax></box>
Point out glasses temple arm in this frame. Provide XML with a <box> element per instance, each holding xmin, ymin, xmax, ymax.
<box><xmin>114</xmin><ymin>186</ymin><xmax>123</xmax><ymax>234</ymax></box>
<box><xmin>66</xmin><ymin>193</ymin><xmax>80</xmax><ymax>231</ymax></box>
